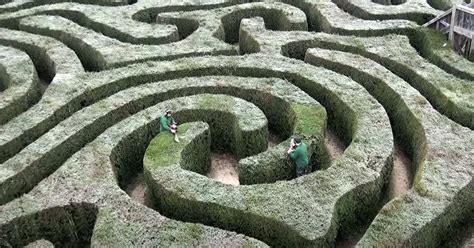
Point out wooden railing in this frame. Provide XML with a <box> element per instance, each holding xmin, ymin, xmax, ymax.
<box><xmin>424</xmin><ymin>3</ymin><xmax>473</xmax><ymax>59</ymax></box>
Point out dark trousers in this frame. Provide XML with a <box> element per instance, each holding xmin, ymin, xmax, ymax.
<box><xmin>296</xmin><ymin>165</ymin><xmax>311</xmax><ymax>177</ymax></box>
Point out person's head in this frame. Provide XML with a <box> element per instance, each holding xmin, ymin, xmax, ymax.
<box><xmin>294</xmin><ymin>137</ymin><xmax>302</xmax><ymax>146</ymax></box>
<box><xmin>165</xmin><ymin>109</ymin><xmax>172</xmax><ymax>117</ymax></box>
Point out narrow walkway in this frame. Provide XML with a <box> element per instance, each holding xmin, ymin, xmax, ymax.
<box><xmin>335</xmin><ymin>144</ymin><xmax>413</xmax><ymax>247</ymax></box>
<box><xmin>208</xmin><ymin>153</ymin><xmax>239</xmax><ymax>185</ymax></box>
<box><xmin>386</xmin><ymin>145</ymin><xmax>413</xmax><ymax>200</ymax></box>
<box><xmin>125</xmin><ymin>173</ymin><xmax>153</xmax><ymax>208</ymax></box>
<box><xmin>325</xmin><ymin>128</ymin><xmax>345</xmax><ymax>161</ymax></box>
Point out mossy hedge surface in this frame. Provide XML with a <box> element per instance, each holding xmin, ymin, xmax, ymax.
<box><xmin>240</xmin><ymin>18</ymin><xmax>474</xmax><ymax>128</ymax></box>
<box><xmin>279</xmin><ymin>0</ymin><xmax>417</xmax><ymax>35</ymax></box>
<box><xmin>0</xmin><ymin>45</ymin><xmax>39</xmax><ymax>125</ymax></box>
<box><xmin>305</xmin><ymin>48</ymin><xmax>473</xmax><ymax>247</ymax></box>
<box><xmin>0</xmin><ymin>74</ymin><xmax>326</xmax><ymax>204</ymax></box>
<box><xmin>0</xmin><ymin>2</ymin><xmax>308</xmax><ymax>69</ymax></box>
<box><xmin>122</xmin><ymin>56</ymin><xmax>392</xmax><ymax>246</ymax></box>
<box><xmin>335</xmin><ymin>0</ymin><xmax>439</xmax><ymax>24</ymax></box>
<box><xmin>0</xmin><ymin>99</ymin><xmax>267</xmax><ymax>246</ymax></box>
<box><xmin>0</xmin><ymin>28</ymin><xmax>84</xmax><ymax>79</ymax></box>
<box><xmin>0</xmin><ymin>54</ymin><xmax>393</xmax><ymax>246</ymax></box>
<box><xmin>415</xmin><ymin>28</ymin><xmax>474</xmax><ymax>80</ymax></box>
<box><xmin>0</xmin><ymin>0</ymin><xmax>472</xmax><ymax>247</ymax></box>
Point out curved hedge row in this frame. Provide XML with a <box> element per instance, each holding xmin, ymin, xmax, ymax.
<box><xmin>232</xmin><ymin>17</ymin><xmax>471</xmax><ymax>246</ymax></box>
<box><xmin>0</xmin><ymin>96</ymin><xmax>267</xmax><ymax>247</ymax></box>
<box><xmin>0</xmin><ymin>74</ymin><xmax>325</xmax><ymax>204</ymax></box>
<box><xmin>0</xmin><ymin>0</ymin><xmax>471</xmax><ymax>246</ymax></box>
<box><xmin>0</xmin><ymin>54</ymin><xmax>392</xmax><ymax>246</ymax></box>
<box><xmin>258</xmin><ymin>30</ymin><xmax>473</xmax><ymax>129</ymax></box>
<box><xmin>18</xmin><ymin>15</ymin><xmax>112</xmax><ymax>71</ymax></box>
<box><xmin>0</xmin><ymin>203</ymin><xmax>98</xmax><ymax>247</ymax></box>
<box><xmin>0</xmin><ymin>2</ymin><xmax>179</xmax><ymax>45</ymax></box>
<box><xmin>142</xmin><ymin>100</ymin><xmax>391</xmax><ymax>246</ymax></box>
<box><xmin>0</xmin><ymin>28</ymin><xmax>84</xmax><ymax>80</ymax></box>
<box><xmin>0</xmin><ymin>2</ymin><xmax>310</xmax><ymax>69</ymax></box>
<box><xmin>15</xmin><ymin>14</ymin><xmax>236</xmax><ymax>69</ymax></box>
<box><xmin>119</xmin><ymin>57</ymin><xmax>392</xmax><ymax>246</ymax></box>
<box><xmin>240</xmin><ymin>18</ymin><xmax>473</xmax><ymax>129</ymax></box>
<box><xmin>333</xmin><ymin>0</ymin><xmax>439</xmax><ymax>24</ymax></box>
<box><xmin>0</xmin><ymin>0</ymin><xmax>130</xmax><ymax>14</ymax></box>
<box><xmin>278</xmin><ymin>0</ymin><xmax>416</xmax><ymax>35</ymax></box>
<box><xmin>156</xmin><ymin>2</ymin><xmax>308</xmax><ymax>44</ymax></box>
<box><xmin>0</xmin><ymin>45</ymin><xmax>39</xmax><ymax>125</ymax></box>
<box><xmin>411</xmin><ymin>28</ymin><xmax>474</xmax><ymax>80</ymax></box>
<box><xmin>304</xmin><ymin>48</ymin><xmax>473</xmax><ymax>247</ymax></box>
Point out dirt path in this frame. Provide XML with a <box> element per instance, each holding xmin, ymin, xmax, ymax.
<box><xmin>386</xmin><ymin>145</ymin><xmax>413</xmax><ymax>200</ymax></box>
<box><xmin>39</xmin><ymin>78</ymin><xmax>48</xmax><ymax>94</ymax></box>
<box><xmin>325</xmin><ymin>129</ymin><xmax>346</xmax><ymax>161</ymax></box>
<box><xmin>335</xmin><ymin>143</ymin><xmax>413</xmax><ymax>247</ymax></box>
<box><xmin>124</xmin><ymin>173</ymin><xmax>153</xmax><ymax>207</ymax></box>
<box><xmin>268</xmin><ymin>132</ymin><xmax>282</xmax><ymax>148</ymax></box>
<box><xmin>208</xmin><ymin>132</ymin><xmax>283</xmax><ymax>185</ymax></box>
<box><xmin>208</xmin><ymin>153</ymin><xmax>240</xmax><ymax>185</ymax></box>
<box><xmin>324</xmin><ymin>129</ymin><xmax>413</xmax><ymax>200</ymax></box>
<box><xmin>325</xmin><ymin>128</ymin><xmax>361</xmax><ymax>248</ymax></box>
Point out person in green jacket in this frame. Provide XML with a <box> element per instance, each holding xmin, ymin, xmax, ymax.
<box><xmin>160</xmin><ymin>109</ymin><xmax>179</xmax><ymax>142</ymax></box>
<box><xmin>287</xmin><ymin>137</ymin><xmax>310</xmax><ymax>177</ymax></box>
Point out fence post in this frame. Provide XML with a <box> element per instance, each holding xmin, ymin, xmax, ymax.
<box><xmin>449</xmin><ymin>6</ymin><xmax>457</xmax><ymax>40</ymax></box>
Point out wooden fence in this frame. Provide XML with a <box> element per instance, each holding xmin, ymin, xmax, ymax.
<box><xmin>424</xmin><ymin>3</ymin><xmax>473</xmax><ymax>60</ymax></box>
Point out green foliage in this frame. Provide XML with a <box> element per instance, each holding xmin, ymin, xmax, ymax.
<box><xmin>144</xmin><ymin>123</ymin><xmax>192</xmax><ymax>170</ymax></box>
<box><xmin>293</xmin><ymin>103</ymin><xmax>326</xmax><ymax>137</ymax></box>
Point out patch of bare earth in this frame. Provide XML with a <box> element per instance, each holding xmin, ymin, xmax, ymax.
<box><xmin>335</xmin><ymin>222</ymin><xmax>371</xmax><ymax>248</ymax></box>
<box><xmin>124</xmin><ymin>173</ymin><xmax>153</xmax><ymax>207</ymax></box>
<box><xmin>325</xmin><ymin>129</ymin><xmax>345</xmax><ymax>161</ymax></box>
<box><xmin>39</xmin><ymin>78</ymin><xmax>48</xmax><ymax>94</ymax></box>
<box><xmin>268</xmin><ymin>132</ymin><xmax>282</xmax><ymax>148</ymax></box>
<box><xmin>208</xmin><ymin>153</ymin><xmax>240</xmax><ymax>185</ymax></box>
<box><xmin>207</xmin><ymin>132</ymin><xmax>283</xmax><ymax>185</ymax></box>
<box><xmin>386</xmin><ymin>145</ymin><xmax>413</xmax><ymax>199</ymax></box>
<box><xmin>335</xmin><ymin>142</ymin><xmax>413</xmax><ymax>247</ymax></box>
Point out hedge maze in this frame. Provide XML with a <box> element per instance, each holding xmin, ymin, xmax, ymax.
<box><xmin>0</xmin><ymin>0</ymin><xmax>472</xmax><ymax>247</ymax></box>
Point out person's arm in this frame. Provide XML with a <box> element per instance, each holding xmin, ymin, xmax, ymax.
<box><xmin>289</xmin><ymin>148</ymin><xmax>299</xmax><ymax>159</ymax></box>
<box><xmin>160</xmin><ymin>117</ymin><xmax>171</xmax><ymax>131</ymax></box>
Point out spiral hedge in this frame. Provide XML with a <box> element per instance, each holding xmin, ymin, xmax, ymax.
<box><xmin>0</xmin><ymin>0</ymin><xmax>472</xmax><ymax>247</ymax></box>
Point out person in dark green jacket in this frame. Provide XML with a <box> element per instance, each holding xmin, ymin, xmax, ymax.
<box><xmin>160</xmin><ymin>109</ymin><xmax>179</xmax><ymax>142</ymax></box>
<box><xmin>287</xmin><ymin>137</ymin><xmax>310</xmax><ymax>177</ymax></box>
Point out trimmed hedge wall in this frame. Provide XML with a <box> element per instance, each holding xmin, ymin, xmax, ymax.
<box><xmin>0</xmin><ymin>61</ymin><xmax>328</xmax><ymax>204</ymax></box>
<box><xmin>0</xmin><ymin>54</ymin><xmax>393</xmax><ymax>247</ymax></box>
<box><xmin>281</xmin><ymin>35</ymin><xmax>473</xmax><ymax>129</ymax></box>
<box><xmin>0</xmin><ymin>45</ymin><xmax>40</xmax><ymax>125</ymax></box>
<box><xmin>0</xmin><ymin>1</ymin><xmax>471</xmax><ymax>246</ymax></box>
<box><xmin>0</xmin><ymin>203</ymin><xmax>98</xmax><ymax>247</ymax></box>
<box><xmin>305</xmin><ymin>48</ymin><xmax>427</xmax><ymax>171</ymax></box>
<box><xmin>0</xmin><ymin>3</ymin><xmax>179</xmax><ymax>45</ymax></box>
<box><xmin>217</xmin><ymin>2</ymin><xmax>307</xmax><ymax>44</ymax></box>
<box><xmin>304</xmin><ymin>47</ymin><xmax>473</xmax><ymax>248</ymax></box>
<box><xmin>112</xmin><ymin>94</ymin><xmax>268</xmax><ymax>191</ymax></box>
<box><xmin>238</xmin><ymin>102</ymin><xmax>328</xmax><ymax>184</ymax></box>
<box><xmin>0</xmin><ymin>27</ymin><xmax>84</xmax><ymax>80</ymax></box>
<box><xmin>410</xmin><ymin>28</ymin><xmax>474</xmax><ymax>80</ymax></box>
<box><xmin>332</xmin><ymin>0</ymin><xmax>438</xmax><ymax>25</ymax></box>
<box><xmin>19</xmin><ymin>15</ymin><xmax>108</xmax><ymax>71</ymax></box>
<box><xmin>108</xmin><ymin>56</ymin><xmax>391</xmax><ymax>246</ymax></box>
<box><xmin>278</xmin><ymin>0</ymin><xmax>416</xmax><ymax>35</ymax></box>
<box><xmin>0</xmin><ymin>99</ymin><xmax>266</xmax><ymax>248</ymax></box>
<box><xmin>144</xmin><ymin>122</ymin><xmax>211</xmax><ymax>178</ymax></box>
